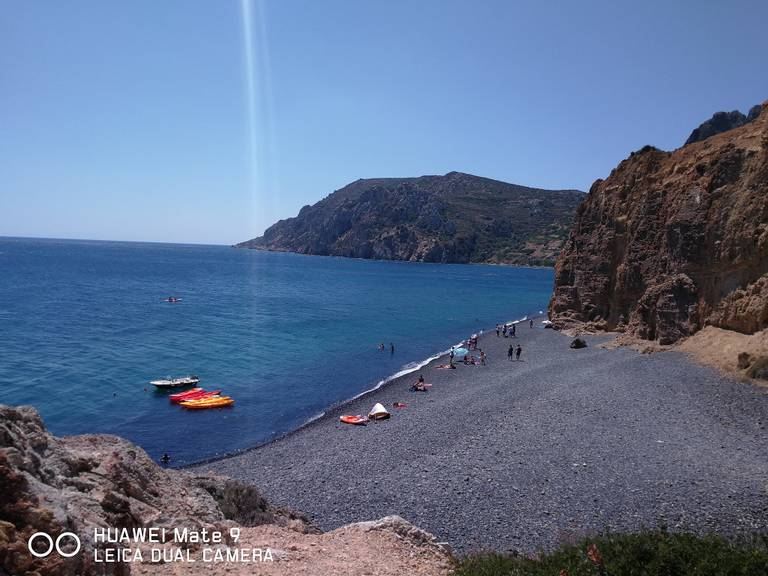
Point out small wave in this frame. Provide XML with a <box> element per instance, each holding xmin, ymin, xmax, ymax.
<box><xmin>301</xmin><ymin>410</ymin><xmax>326</xmax><ymax>425</ymax></box>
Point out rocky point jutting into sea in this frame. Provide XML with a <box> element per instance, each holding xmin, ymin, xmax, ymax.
<box><xmin>549</xmin><ymin>101</ymin><xmax>768</xmax><ymax>349</ymax></box>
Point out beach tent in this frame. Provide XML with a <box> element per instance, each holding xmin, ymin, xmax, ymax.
<box><xmin>368</xmin><ymin>402</ymin><xmax>391</xmax><ymax>420</ymax></box>
<box><xmin>453</xmin><ymin>347</ymin><xmax>469</xmax><ymax>357</ymax></box>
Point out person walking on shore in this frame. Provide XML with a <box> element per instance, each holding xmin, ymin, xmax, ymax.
<box><xmin>449</xmin><ymin>346</ymin><xmax>455</xmax><ymax>367</ymax></box>
<box><xmin>480</xmin><ymin>350</ymin><xmax>487</xmax><ymax>365</ymax></box>
<box><xmin>502</xmin><ymin>325</ymin><xmax>507</xmax><ymax>338</ymax></box>
<box><xmin>496</xmin><ymin>324</ymin><xmax>500</xmax><ymax>337</ymax></box>
<box><xmin>508</xmin><ymin>344</ymin><xmax>514</xmax><ymax>361</ymax></box>
<box><xmin>515</xmin><ymin>344</ymin><xmax>522</xmax><ymax>361</ymax></box>
<box><xmin>511</xmin><ymin>323</ymin><xmax>516</xmax><ymax>338</ymax></box>
<box><xmin>529</xmin><ymin>319</ymin><xmax>534</xmax><ymax>328</ymax></box>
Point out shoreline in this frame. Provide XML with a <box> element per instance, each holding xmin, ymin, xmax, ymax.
<box><xmin>184</xmin><ymin>313</ymin><xmax>542</xmax><ymax>470</ymax></box>
<box><xmin>233</xmin><ymin>245</ymin><xmax>556</xmax><ymax>270</ymax></box>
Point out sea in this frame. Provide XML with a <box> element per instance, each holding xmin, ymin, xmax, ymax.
<box><xmin>0</xmin><ymin>237</ymin><xmax>554</xmax><ymax>465</ymax></box>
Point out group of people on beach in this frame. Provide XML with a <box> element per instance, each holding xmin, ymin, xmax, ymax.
<box><xmin>411</xmin><ymin>319</ymin><xmax>528</xmax><ymax>391</ymax></box>
<box><xmin>497</xmin><ymin>322</ymin><xmax>517</xmax><ymax>337</ymax></box>
<box><xmin>496</xmin><ymin>319</ymin><xmax>534</xmax><ymax>338</ymax></box>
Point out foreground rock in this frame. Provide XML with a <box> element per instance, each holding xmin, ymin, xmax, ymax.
<box><xmin>238</xmin><ymin>171</ymin><xmax>584</xmax><ymax>266</ymax></box>
<box><xmin>0</xmin><ymin>405</ymin><xmax>451</xmax><ymax>576</ymax></box>
<box><xmin>132</xmin><ymin>517</ymin><xmax>451</xmax><ymax>576</ymax></box>
<box><xmin>549</xmin><ymin>101</ymin><xmax>768</xmax><ymax>343</ymax></box>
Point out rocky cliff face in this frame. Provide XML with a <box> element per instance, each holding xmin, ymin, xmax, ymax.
<box><xmin>0</xmin><ymin>405</ymin><xmax>450</xmax><ymax>576</ymax></box>
<box><xmin>549</xmin><ymin>102</ymin><xmax>768</xmax><ymax>344</ymax></box>
<box><xmin>238</xmin><ymin>172</ymin><xmax>584</xmax><ymax>266</ymax></box>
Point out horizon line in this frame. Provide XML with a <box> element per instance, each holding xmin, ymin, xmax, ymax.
<box><xmin>0</xmin><ymin>235</ymin><xmax>230</xmax><ymax>248</ymax></box>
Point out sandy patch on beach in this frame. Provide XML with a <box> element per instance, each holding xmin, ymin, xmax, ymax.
<box><xmin>677</xmin><ymin>326</ymin><xmax>768</xmax><ymax>384</ymax></box>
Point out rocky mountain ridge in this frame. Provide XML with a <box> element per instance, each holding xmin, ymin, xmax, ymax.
<box><xmin>685</xmin><ymin>103</ymin><xmax>763</xmax><ymax>145</ymax></box>
<box><xmin>238</xmin><ymin>171</ymin><xmax>584</xmax><ymax>266</ymax></box>
<box><xmin>549</xmin><ymin>101</ymin><xmax>768</xmax><ymax>344</ymax></box>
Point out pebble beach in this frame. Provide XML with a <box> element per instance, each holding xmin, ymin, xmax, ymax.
<box><xmin>192</xmin><ymin>325</ymin><xmax>768</xmax><ymax>554</ymax></box>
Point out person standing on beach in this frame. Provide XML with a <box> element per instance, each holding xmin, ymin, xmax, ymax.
<box><xmin>449</xmin><ymin>346</ymin><xmax>455</xmax><ymax>367</ymax></box>
<box><xmin>529</xmin><ymin>319</ymin><xmax>534</xmax><ymax>329</ymax></box>
<box><xmin>502</xmin><ymin>325</ymin><xmax>507</xmax><ymax>337</ymax></box>
<box><xmin>511</xmin><ymin>323</ymin><xmax>516</xmax><ymax>338</ymax></box>
<box><xmin>508</xmin><ymin>344</ymin><xmax>514</xmax><ymax>361</ymax></box>
<box><xmin>496</xmin><ymin>325</ymin><xmax>500</xmax><ymax>337</ymax></box>
<box><xmin>480</xmin><ymin>350</ymin><xmax>487</xmax><ymax>365</ymax></box>
<box><xmin>515</xmin><ymin>344</ymin><xmax>522</xmax><ymax>361</ymax></box>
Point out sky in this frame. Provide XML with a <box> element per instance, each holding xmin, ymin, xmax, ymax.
<box><xmin>1</xmin><ymin>0</ymin><xmax>767</xmax><ymax>245</ymax></box>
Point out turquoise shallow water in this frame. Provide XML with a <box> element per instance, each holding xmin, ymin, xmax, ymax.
<box><xmin>0</xmin><ymin>237</ymin><xmax>553</xmax><ymax>464</ymax></box>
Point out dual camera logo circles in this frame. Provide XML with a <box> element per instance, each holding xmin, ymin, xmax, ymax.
<box><xmin>27</xmin><ymin>531</ymin><xmax>81</xmax><ymax>558</ymax></box>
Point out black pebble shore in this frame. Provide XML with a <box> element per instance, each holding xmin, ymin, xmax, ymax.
<box><xmin>192</xmin><ymin>325</ymin><xmax>768</xmax><ymax>554</ymax></box>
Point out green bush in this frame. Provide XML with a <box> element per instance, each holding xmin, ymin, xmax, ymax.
<box><xmin>452</xmin><ymin>531</ymin><xmax>768</xmax><ymax>576</ymax></box>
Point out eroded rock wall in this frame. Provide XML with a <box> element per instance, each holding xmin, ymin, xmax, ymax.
<box><xmin>549</xmin><ymin>102</ymin><xmax>768</xmax><ymax>343</ymax></box>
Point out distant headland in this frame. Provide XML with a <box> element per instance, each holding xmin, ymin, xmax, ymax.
<box><xmin>236</xmin><ymin>171</ymin><xmax>584</xmax><ymax>267</ymax></box>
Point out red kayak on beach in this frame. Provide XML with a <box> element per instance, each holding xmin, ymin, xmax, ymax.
<box><xmin>170</xmin><ymin>389</ymin><xmax>220</xmax><ymax>403</ymax></box>
<box><xmin>340</xmin><ymin>415</ymin><xmax>368</xmax><ymax>426</ymax></box>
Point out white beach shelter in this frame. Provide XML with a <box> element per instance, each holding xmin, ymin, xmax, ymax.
<box><xmin>368</xmin><ymin>402</ymin><xmax>390</xmax><ymax>420</ymax></box>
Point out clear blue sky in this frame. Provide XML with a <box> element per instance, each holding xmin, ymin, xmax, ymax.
<box><xmin>2</xmin><ymin>1</ymin><xmax>766</xmax><ymax>244</ymax></box>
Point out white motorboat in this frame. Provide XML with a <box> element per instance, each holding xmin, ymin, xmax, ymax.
<box><xmin>150</xmin><ymin>375</ymin><xmax>200</xmax><ymax>388</ymax></box>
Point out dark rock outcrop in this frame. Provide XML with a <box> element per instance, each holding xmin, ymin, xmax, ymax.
<box><xmin>570</xmin><ymin>338</ymin><xmax>587</xmax><ymax>349</ymax></box>
<box><xmin>549</xmin><ymin>101</ymin><xmax>768</xmax><ymax>344</ymax></box>
<box><xmin>238</xmin><ymin>172</ymin><xmax>584</xmax><ymax>267</ymax></box>
<box><xmin>0</xmin><ymin>405</ymin><xmax>313</xmax><ymax>576</ymax></box>
<box><xmin>685</xmin><ymin>104</ymin><xmax>762</xmax><ymax>145</ymax></box>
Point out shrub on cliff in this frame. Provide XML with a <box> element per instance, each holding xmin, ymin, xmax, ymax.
<box><xmin>192</xmin><ymin>475</ymin><xmax>318</xmax><ymax>532</ymax></box>
<box><xmin>453</xmin><ymin>531</ymin><xmax>768</xmax><ymax>575</ymax></box>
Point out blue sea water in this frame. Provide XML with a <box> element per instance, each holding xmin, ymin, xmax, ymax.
<box><xmin>0</xmin><ymin>237</ymin><xmax>554</xmax><ymax>464</ymax></box>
